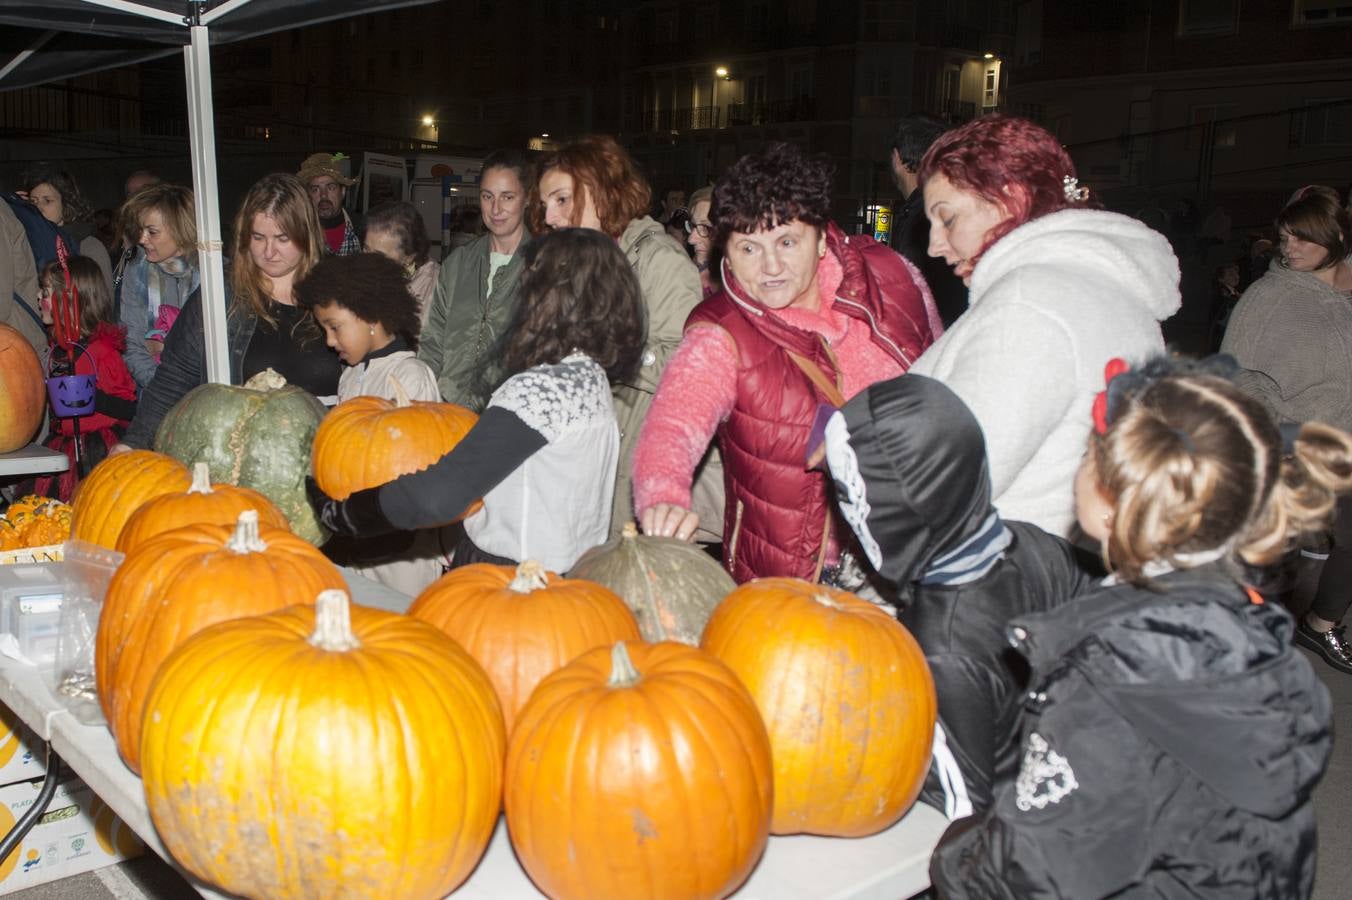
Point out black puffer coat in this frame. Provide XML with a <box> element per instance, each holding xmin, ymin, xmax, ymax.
<box><xmin>930</xmin><ymin>565</ymin><xmax>1332</xmax><ymax>899</ymax></box>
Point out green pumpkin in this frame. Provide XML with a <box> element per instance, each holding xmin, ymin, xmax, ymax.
<box><xmin>568</xmin><ymin>522</ymin><xmax>736</xmax><ymax>645</ymax></box>
<box><xmin>154</xmin><ymin>369</ymin><xmax>328</xmax><ymax>544</ymax></box>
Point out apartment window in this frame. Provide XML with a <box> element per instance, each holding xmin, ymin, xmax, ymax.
<box><xmin>982</xmin><ymin>60</ymin><xmax>1001</xmax><ymax>112</ymax></box>
<box><xmin>410</xmin><ymin>49</ymin><xmax>424</xmax><ymax>76</ymax></box>
<box><xmin>787</xmin><ymin>64</ymin><xmax>813</xmax><ymax>99</ymax></box>
<box><xmin>1294</xmin><ymin>1</ymin><xmax>1352</xmax><ymax>24</ymax></box>
<box><xmin>1178</xmin><ymin>0</ymin><xmax>1239</xmax><ymax>35</ymax></box>
<box><xmin>1295</xmin><ymin>99</ymin><xmax>1352</xmax><ymax>145</ymax></box>
<box><xmin>1188</xmin><ymin>104</ymin><xmax>1238</xmax><ymax>150</ymax></box>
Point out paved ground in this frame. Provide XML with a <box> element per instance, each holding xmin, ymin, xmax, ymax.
<box><xmin>12</xmin><ymin>644</ymin><xmax>1352</xmax><ymax>900</ymax></box>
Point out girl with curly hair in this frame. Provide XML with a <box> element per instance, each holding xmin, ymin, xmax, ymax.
<box><xmin>295</xmin><ymin>252</ymin><xmax>443</xmax><ymax>594</ymax></box>
<box><xmin>634</xmin><ymin>141</ymin><xmax>940</xmax><ymax>584</ymax></box>
<box><xmin>310</xmin><ymin>228</ymin><xmax>645</xmax><ymax>573</ymax></box>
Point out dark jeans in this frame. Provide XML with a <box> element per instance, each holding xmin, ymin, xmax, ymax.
<box><xmin>1312</xmin><ymin>493</ymin><xmax>1352</xmax><ymax>624</ymax></box>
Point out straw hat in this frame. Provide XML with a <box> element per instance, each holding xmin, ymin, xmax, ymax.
<box><xmin>297</xmin><ymin>152</ymin><xmax>357</xmax><ymax>187</ymax></box>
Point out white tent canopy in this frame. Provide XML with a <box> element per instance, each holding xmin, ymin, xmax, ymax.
<box><xmin>0</xmin><ymin>0</ymin><xmax>440</xmax><ymax>382</ymax></box>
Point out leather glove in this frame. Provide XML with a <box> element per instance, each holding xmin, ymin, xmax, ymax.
<box><xmin>306</xmin><ymin>477</ymin><xmax>396</xmax><ymax>538</ymax></box>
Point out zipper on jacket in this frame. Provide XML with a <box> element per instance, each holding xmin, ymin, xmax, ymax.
<box><xmin>835</xmin><ymin>296</ymin><xmax>915</xmax><ymax>368</ymax></box>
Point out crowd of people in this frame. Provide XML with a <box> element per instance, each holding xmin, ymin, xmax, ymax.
<box><xmin>4</xmin><ymin>112</ymin><xmax>1352</xmax><ymax>897</ymax></box>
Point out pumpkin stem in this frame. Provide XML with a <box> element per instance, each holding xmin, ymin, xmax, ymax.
<box><xmin>389</xmin><ymin>375</ymin><xmax>410</xmax><ymax>408</ymax></box>
<box><xmin>309</xmin><ymin>589</ymin><xmax>362</xmax><ymax>651</ymax></box>
<box><xmin>622</xmin><ymin>521</ymin><xmax>639</xmax><ymax>540</ymax></box>
<box><xmin>508</xmin><ymin>560</ymin><xmax>549</xmax><ymax>593</ymax></box>
<box><xmin>187</xmin><ymin>461</ymin><xmax>213</xmax><ymax>495</ymax></box>
<box><xmin>223</xmin><ymin>510</ymin><xmax>268</xmax><ymax>554</ymax></box>
<box><xmin>607</xmin><ymin>642</ymin><xmax>642</xmax><ymax>688</ymax></box>
<box><xmin>243</xmin><ymin>368</ymin><xmax>287</xmax><ymax>392</ymax></box>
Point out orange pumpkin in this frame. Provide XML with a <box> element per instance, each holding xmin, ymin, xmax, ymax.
<box><xmin>116</xmin><ymin>461</ymin><xmax>289</xmax><ymax>554</ymax></box>
<box><xmin>97</xmin><ymin>510</ymin><xmax>345</xmax><ymax>773</ymax></box>
<box><xmin>312</xmin><ymin>378</ymin><xmax>482</xmax><ymax>517</ymax></box>
<box><xmin>141</xmin><ymin>590</ymin><xmax>505</xmax><ymax>899</ymax></box>
<box><xmin>506</xmin><ymin>641</ymin><xmax>773</xmax><ymax>900</ymax></box>
<box><xmin>409</xmin><ymin>560</ymin><xmax>640</xmax><ymax>735</ymax></box>
<box><xmin>69</xmin><ymin>451</ymin><xmax>191</xmax><ymax>549</ymax></box>
<box><xmin>701</xmin><ymin>578</ymin><xmax>937</xmax><ymax>837</ymax></box>
<box><xmin>0</xmin><ymin>324</ymin><xmax>45</xmax><ymax>453</ymax></box>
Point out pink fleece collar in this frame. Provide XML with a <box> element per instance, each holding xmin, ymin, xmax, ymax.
<box><xmin>769</xmin><ymin>248</ymin><xmax>847</xmax><ymax>341</ymax></box>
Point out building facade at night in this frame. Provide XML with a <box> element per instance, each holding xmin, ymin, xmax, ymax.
<box><xmin>1008</xmin><ymin>0</ymin><xmax>1352</xmax><ymax>220</ymax></box>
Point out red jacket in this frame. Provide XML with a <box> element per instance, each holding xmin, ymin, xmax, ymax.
<box><xmin>687</xmin><ymin>222</ymin><xmax>936</xmax><ymax>582</ymax></box>
<box><xmin>51</xmin><ymin>323</ymin><xmax>137</xmax><ymax>437</ymax></box>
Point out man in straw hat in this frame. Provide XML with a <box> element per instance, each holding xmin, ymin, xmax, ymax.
<box><xmin>298</xmin><ymin>152</ymin><xmax>362</xmax><ymax>256</ymax></box>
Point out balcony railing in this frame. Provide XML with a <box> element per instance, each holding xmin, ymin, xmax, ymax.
<box><xmin>725</xmin><ymin>96</ymin><xmax>818</xmax><ymax>127</ymax></box>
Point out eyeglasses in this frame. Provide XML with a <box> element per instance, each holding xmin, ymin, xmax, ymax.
<box><xmin>684</xmin><ymin>220</ymin><xmax>713</xmax><ymax>238</ymax></box>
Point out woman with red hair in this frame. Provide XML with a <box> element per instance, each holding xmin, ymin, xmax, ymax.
<box><xmin>910</xmin><ymin>115</ymin><xmax>1181</xmax><ymax>537</ymax></box>
<box><xmin>531</xmin><ymin>135</ymin><xmax>711</xmax><ymax>540</ymax></box>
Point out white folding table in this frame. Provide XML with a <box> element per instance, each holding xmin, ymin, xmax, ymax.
<box><xmin>0</xmin><ymin>567</ymin><xmax>947</xmax><ymax>898</ymax></box>
<box><xmin>0</xmin><ymin>444</ymin><xmax>68</xmax><ymax>478</ymax></box>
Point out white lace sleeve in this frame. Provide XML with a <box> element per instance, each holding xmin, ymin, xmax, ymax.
<box><xmin>488</xmin><ymin>355</ymin><xmax>612</xmax><ymax>443</ymax></box>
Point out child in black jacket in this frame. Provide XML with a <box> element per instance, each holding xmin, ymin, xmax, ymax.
<box><xmin>928</xmin><ymin>357</ymin><xmax>1347</xmax><ymax>898</ymax></box>
<box><xmin>823</xmin><ymin>373</ymin><xmax>1096</xmax><ymax>818</ymax></box>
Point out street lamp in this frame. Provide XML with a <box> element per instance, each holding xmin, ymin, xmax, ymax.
<box><xmin>421</xmin><ymin>113</ymin><xmax>435</xmax><ymax>126</ymax></box>
<box><xmin>715</xmin><ymin>65</ymin><xmax>729</xmax><ymax>79</ymax></box>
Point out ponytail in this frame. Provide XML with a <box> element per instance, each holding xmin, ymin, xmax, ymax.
<box><xmin>1240</xmin><ymin>422</ymin><xmax>1352</xmax><ymax>565</ymax></box>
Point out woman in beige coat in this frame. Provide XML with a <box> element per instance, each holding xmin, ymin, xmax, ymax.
<box><xmin>530</xmin><ymin>135</ymin><xmax>721</xmax><ymax>541</ymax></box>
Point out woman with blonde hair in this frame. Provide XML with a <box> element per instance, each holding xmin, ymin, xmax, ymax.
<box><xmin>117</xmin><ymin>174</ymin><xmax>339</xmax><ymax>450</ymax></box>
<box><xmin>116</xmin><ymin>183</ymin><xmax>199</xmax><ymax>387</ymax></box>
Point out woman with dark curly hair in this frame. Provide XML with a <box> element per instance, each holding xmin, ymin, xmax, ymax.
<box><xmin>532</xmin><ymin>134</ymin><xmax>708</xmax><ymax>541</ymax></box>
<box><xmin>910</xmin><ymin>115</ymin><xmax>1181</xmax><ymax>536</ymax></box>
<box><xmin>310</xmin><ymin>228</ymin><xmax>645</xmax><ymax>573</ymax></box>
<box><xmin>634</xmin><ymin>142</ymin><xmax>941</xmax><ymax>584</ymax></box>
<box><xmin>363</xmin><ymin>201</ymin><xmax>439</xmax><ymax>325</ymax></box>
<box><xmin>19</xmin><ymin>164</ymin><xmax>114</xmax><ymax>291</ymax></box>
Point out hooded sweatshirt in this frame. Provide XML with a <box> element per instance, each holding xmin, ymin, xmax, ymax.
<box><xmin>1221</xmin><ymin>261</ymin><xmax>1352</xmax><ymax>432</ymax></box>
<box><xmin>930</xmin><ymin>564</ymin><xmax>1332</xmax><ymax>899</ymax></box>
<box><xmin>909</xmin><ymin>209</ymin><xmax>1181</xmax><ymax>536</ymax></box>
<box><xmin>825</xmin><ymin>374</ymin><xmax>1093</xmax><ymax>816</ymax></box>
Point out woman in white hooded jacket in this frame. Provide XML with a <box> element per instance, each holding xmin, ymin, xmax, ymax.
<box><xmin>909</xmin><ymin>115</ymin><xmax>1181</xmax><ymax>537</ymax></box>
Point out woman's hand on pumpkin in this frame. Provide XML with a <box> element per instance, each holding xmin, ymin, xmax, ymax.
<box><xmin>306</xmin><ymin>477</ymin><xmax>397</xmax><ymax>538</ymax></box>
<box><xmin>108</xmin><ymin>443</ymin><xmax>133</xmax><ymax>456</ymax></box>
<box><xmin>640</xmin><ymin>504</ymin><xmax>700</xmax><ymax>542</ymax></box>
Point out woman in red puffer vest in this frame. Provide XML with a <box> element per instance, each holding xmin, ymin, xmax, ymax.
<box><xmin>633</xmin><ymin>142</ymin><xmax>941</xmax><ymax>583</ymax></box>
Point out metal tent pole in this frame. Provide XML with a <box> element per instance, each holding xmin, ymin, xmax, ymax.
<box><xmin>184</xmin><ymin>18</ymin><xmax>230</xmax><ymax>384</ymax></box>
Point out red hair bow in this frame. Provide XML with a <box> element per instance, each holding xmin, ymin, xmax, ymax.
<box><xmin>1091</xmin><ymin>358</ymin><xmax>1130</xmax><ymax>434</ymax></box>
